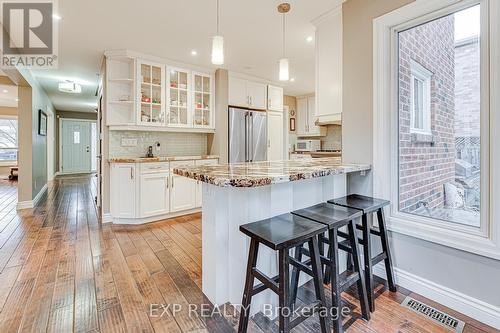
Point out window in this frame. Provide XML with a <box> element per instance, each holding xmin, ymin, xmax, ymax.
<box><xmin>397</xmin><ymin>5</ymin><xmax>482</xmax><ymax>228</ymax></box>
<box><xmin>409</xmin><ymin>60</ymin><xmax>432</xmax><ymax>134</ymax></box>
<box><xmin>373</xmin><ymin>0</ymin><xmax>500</xmax><ymax>259</ymax></box>
<box><xmin>0</xmin><ymin>117</ymin><xmax>18</xmax><ymax>163</ymax></box>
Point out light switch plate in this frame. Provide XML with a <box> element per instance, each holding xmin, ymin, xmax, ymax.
<box><xmin>121</xmin><ymin>138</ymin><xmax>138</xmax><ymax>147</ymax></box>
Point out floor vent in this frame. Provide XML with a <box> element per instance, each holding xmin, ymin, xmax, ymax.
<box><xmin>401</xmin><ymin>296</ymin><xmax>465</xmax><ymax>333</ymax></box>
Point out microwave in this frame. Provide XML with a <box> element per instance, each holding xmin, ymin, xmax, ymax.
<box><xmin>296</xmin><ymin>139</ymin><xmax>321</xmax><ymax>152</ymax></box>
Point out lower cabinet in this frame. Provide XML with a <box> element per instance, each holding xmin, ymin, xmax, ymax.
<box><xmin>110</xmin><ymin>163</ymin><xmax>137</xmax><ymax>218</ymax></box>
<box><xmin>170</xmin><ymin>174</ymin><xmax>196</xmax><ymax>212</ymax></box>
<box><xmin>140</xmin><ymin>172</ymin><xmax>170</xmax><ymax>217</ymax></box>
<box><xmin>110</xmin><ymin>158</ymin><xmax>218</xmax><ymax>222</ymax></box>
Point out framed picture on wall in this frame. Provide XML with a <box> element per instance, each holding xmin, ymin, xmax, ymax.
<box><xmin>290</xmin><ymin>118</ymin><xmax>296</xmax><ymax>132</ymax></box>
<box><xmin>38</xmin><ymin>110</ymin><xmax>47</xmax><ymax>136</ymax></box>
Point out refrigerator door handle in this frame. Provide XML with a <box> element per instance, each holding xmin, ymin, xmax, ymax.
<box><xmin>249</xmin><ymin>112</ymin><xmax>253</xmax><ymax>162</ymax></box>
<box><xmin>244</xmin><ymin>112</ymin><xmax>249</xmax><ymax>162</ymax></box>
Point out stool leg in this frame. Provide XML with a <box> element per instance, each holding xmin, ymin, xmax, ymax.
<box><xmin>323</xmin><ymin>234</ymin><xmax>333</xmax><ymax>285</ymax></box>
<box><xmin>238</xmin><ymin>239</ymin><xmax>259</xmax><ymax>333</ymax></box>
<box><xmin>289</xmin><ymin>244</ymin><xmax>303</xmax><ymax>309</ymax></box>
<box><xmin>348</xmin><ymin>220</ymin><xmax>370</xmax><ymax>321</ymax></box>
<box><xmin>309</xmin><ymin>237</ymin><xmax>329</xmax><ymax>333</ymax></box>
<box><xmin>329</xmin><ymin>228</ymin><xmax>343</xmax><ymax>333</ymax></box>
<box><xmin>278</xmin><ymin>248</ymin><xmax>291</xmax><ymax>333</ymax></box>
<box><xmin>377</xmin><ymin>208</ymin><xmax>397</xmax><ymax>292</ymax></box>
<box><xmin>362</xmin><ymin>213</ymin><xmax>375</xmax><ymax>312</ymax></box>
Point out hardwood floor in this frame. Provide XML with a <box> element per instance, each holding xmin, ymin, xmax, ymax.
<box><xmin>0</xmin><ymin>175</ymin><xmax>497</xmax><ymax>333</ymax></box>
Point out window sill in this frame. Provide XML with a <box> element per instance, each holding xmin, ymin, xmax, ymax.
<box><xmin>410</xmin><ymin>131</ymin><xmax>435</xmax><ymax>144</ymax></box>
<box><xmin>0</xmin><ymin>162</ymin><xmax>17</xmax><ymax>167</ymax></box>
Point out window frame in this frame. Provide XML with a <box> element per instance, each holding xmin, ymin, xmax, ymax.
<box><xmin>409</xmin><ymin>60</ymin><xmax>432</xmax><ymax>135</ymax></box>
<box><xmin>0</xmin><ymin>115</ymin><xmax>18</xmax><ymax>166</ymax></box>
<box><xmin>373</xmin><ymin>0</ymin><xmax>500</xmax><ymax>260</ymax></box>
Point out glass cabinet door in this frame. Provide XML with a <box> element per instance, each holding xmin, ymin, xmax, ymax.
<box><xmin>193</xmin><ymin>73</ymin><xmax>212</xmax><ymax>127</ymax></box>
<box><xmin>139</xmin><ymin>61</ymin><xmax>165</xmax><ymax>125</ymax></box>
<box><xmin>168</xmin><ymin>68</ymin><xmax>190</xmax><ymax>126</ymax></box>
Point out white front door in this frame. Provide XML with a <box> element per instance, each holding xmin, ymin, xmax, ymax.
<box><xmin>61</xmin><ymin>120</ymin><xmax>92</xmax><ymax>174</ymax></box>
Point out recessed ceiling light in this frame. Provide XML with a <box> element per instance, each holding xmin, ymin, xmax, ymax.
<box><xmin>191</xmin><ymin>50</ymin><xmax>198</xmax><ymax>56</ymax></box>
<box><xmin>290</xmin><ymin>78</ymin><xmax>295</xmax><ymax>82</ymax></box>
<box><xmin>15</xmin><ymin>98</ymin><xmax>19</xmax><ymax>102</ymax></box>
<box><xmin>2</xmin><ymin>89</ymin><xmax>8</xmax><ymax>93</ymax></box>
<box><xmin>306</xmin><ymin>36</ymin><xmax>314</xmax><ymax>42</ymax></box>
<box><xmin>52</xmin><ymin>14</ymin><xmax>62</xmax><ymax>20</ymax></box>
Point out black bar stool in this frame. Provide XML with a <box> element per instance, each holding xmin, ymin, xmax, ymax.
<box><xmin>238</xmin><ymin>213</ymin><xmax>329</xmax><ymax>333</ymax></box>
<box><xmin>291</xmin><ymin>203</ymin><xmax>370</xmax><ymax>333</ymax></box>
<box><xmin>329</xmin><ymin>194</ymin><xmax>396</xmax><ymax>312</ymax></box>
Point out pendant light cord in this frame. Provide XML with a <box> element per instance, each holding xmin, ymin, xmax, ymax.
<box><xmin>216</xmin><ymin>0</ymin><xmax>220</xmax><ymax>35</ymax></box>
<box><xmin>282</xmin><ymin>12</ymin><xmax>286</xmax><ymax>58</ymax></box>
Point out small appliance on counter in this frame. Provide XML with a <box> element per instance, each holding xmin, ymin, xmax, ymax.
<box><xmin>146</xmin><ymin>146</ymin><xmax>154</xmax><ymax>158</ymax></box>
<box><xmin>295</xmin><ymin>139</ymin><xmax>321</xmax><ymax>152</ymax></box>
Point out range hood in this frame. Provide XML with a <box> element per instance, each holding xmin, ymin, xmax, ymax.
<box><xmin>315</xmin><ymin>113</ymin><xmax>341</xmax><ymax>125</ymax></box>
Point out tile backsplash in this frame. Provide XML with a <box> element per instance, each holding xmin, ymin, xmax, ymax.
<box><xmin>109</xmin><ymin>130</ymin><xmax>208</xmax><ymax>158</ymax></box>
<box><xmin>321</xmin><ymin>125</ymin><xmax>342</xmax><ymax>150</ymax></box>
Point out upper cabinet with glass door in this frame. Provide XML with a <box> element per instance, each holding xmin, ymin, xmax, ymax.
<box><xmin>138</xmin><ymin>60</ymin><xmax>165</xmax><ymax>126</ymax></box>
<box><xmin>167</xmin><ymin>68</ymin><xmax>191</xmax><ymax>127</ymax></box>
<box><xmin>193</xmin><ymin>72</ymin><xmax>213</xmax><ymax>128</ymax></box>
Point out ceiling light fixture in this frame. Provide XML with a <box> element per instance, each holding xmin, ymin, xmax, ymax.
<box><xmin>306</xmin><ymin>36</ymin><xmax>313</xmax><ymax>42</ymax></box>
<box><xmin>211</xmin><ymin>0</ymin><xmax>224</xmax><ymax>65</ymax></box>
<box><xmin>191</xmin><ymin>50</ymin><xmax>198</xmax><ymax>56</ymax></box>
<box><xmin>290</xmin><ymin>78</ymin><xmax>295</xmax><ymax>82</ymax></box>
<box><xmin>52</xmin><ymin>14</ymin><xmax>62</xmax><ymax>20</ymax></box>
<box><xmin>58</xmin><ymin>81</ymin><xmax>82</xmax><ymax>94</ymax></box>
<box><xmin>278</xmin><ymin>3</ymin><xmax>290</xmax><ymax>81</ymax></box>
<box><xmin>2</xmin><ymin>89</ymin><xmax>8</xmax><ymax>93</ymax></box>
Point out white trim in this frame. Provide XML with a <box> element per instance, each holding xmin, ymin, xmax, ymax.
<box><xmin>110</xmin><ymin>208</ymin><xmax>200</xmax><ymax>225</ymax></box>
<box><xmin>17</xmin><ymin>183</ymin><xmax>48</xmax><ymax>210</ymax></box>
<box><xmin>101</xmin><ymin>213</ymin><xmax>113</xmax><ymax>224</ymax></box>
<box><xmin>373</xmin><ymin>0</ymin><xmax>500</xmax><ymax>260</ymax></box>
<box><xmin>373</xmin><ymin>265</ymin><xmax>500</xmax><ymax>330</ymax></box>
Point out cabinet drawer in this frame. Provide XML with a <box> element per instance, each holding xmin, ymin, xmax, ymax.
<box><xmin>195</xmin><ymin>158</ymin><xmax>218</xmax><ymax>166</ymax></box>
<box><xmin>170</xmin><ymin>160</ymin><xmax>195</xmax><ymax>170</ymax></box>
<box><xmin>140</xmin><ymin>162</ymin><xmax>169</xmax><ymax>174</ymax></box>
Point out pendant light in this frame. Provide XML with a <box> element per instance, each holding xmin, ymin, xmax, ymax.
<box><xmin>211</xmin><ymin>0</ymin><xmax>224</xmax><ymax>65</ymax></box>
<box><xmin>278</xmin><ymin>3</ymin><xmax>290</xmax><ymax>81</ymax></box>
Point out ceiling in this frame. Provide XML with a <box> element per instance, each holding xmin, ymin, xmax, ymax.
<box><xmin>31</xmin><ymin>0</ymin><xmax>342</xmax><ymax>112</ymax></box>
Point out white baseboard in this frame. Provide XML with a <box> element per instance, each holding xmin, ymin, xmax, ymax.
<box><xmin>17</xmin><ymin>184</ymin><xmax>48</xmax><ymax>210</ymax></box>
<box><xmin>17</xmin><ymin>200</ymin><xmax>33</xmax><ymax>210</ymax></box>
<box><xmin>373</xmin><ymin>265</ymin><xmax>500</xmax><ymax>330</ymax></box>
<box><xmin>101</xmin><ymin>213</ymin><xmax>113</xmax><ymax>224</ymax></box>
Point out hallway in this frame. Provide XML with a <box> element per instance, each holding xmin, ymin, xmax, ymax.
<box><xmin>0</xmin><ymin>176</ymin><xmax>495</xmax><ymax>333</ymax></box>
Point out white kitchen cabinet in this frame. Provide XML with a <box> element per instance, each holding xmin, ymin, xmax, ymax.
<box><xmin>106</xmin><ymin>56</ymin><xmax>136</xmax><ymax>126</ymax></box>
<box><xmin>137</xmin><ymin>59</ymin><xmax>166</xmax><ymax>126</ymax></box>
<box><xmin>110</xmin><ymin>163</ymin><xmax>137</xmax><ymax>218</ymax></box>
<box><xmin>229</xmin><ymin>77</ymin><xmax>267</xmax><ymax>110</ymax></box>
<box><xmin>192</xmin><ymin>72</ymin><xmax>214</xmax><ymax>128</ymax></box>
<box><xmin>296</xmin><ymin>96</ymin><xmax>327</xmax><ymax>137</ymax></box>
<box><xmin>267</xmin><ymin>85</ymin><xmax>284</xmax><ymax>112</ymax></box>
<box><xmin>267</xmin><ymin>111</ymin><xmax>284</xmax><ymax>161</ymax></box>
<box><xmin>167</xmin><ymin>67</ymin><xmax>191</xmax><ymax>127</ymax></box>
<box><xmin>194</xmin><ymin>158</ymin><xmax>218</xmax><ymax>207</ymax></box>
<box><xmin>170</xmin><ymin>161</ymin><xmax>196</xmax><ymax>212</ymax></box>
<box><xmin>314</xmin><ymin>6</ymin><xmax>342</xmax><ymax>124</ymax></box>
<box><xmin>139</xmin><ymin>172</ymin><xmax>170</xmax><ymax>217</ymax></box>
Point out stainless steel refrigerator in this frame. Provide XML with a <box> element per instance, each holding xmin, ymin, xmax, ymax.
<box><xmin>229</xmin><ymin>107</ymin><xmax>267</xmax><ymax>163</ymax></box>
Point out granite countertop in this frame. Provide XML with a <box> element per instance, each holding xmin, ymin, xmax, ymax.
<box><xmin>108</xmin><ymin>155</ymin><xmax>219</xmax><ymax>163</ymax></box>
<box><xmin>173</xmin><ymin>158</ymin><xmax>371</xmax><ymax>187</ymax></box>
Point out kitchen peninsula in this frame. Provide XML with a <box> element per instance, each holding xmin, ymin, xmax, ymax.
<box><xmin>174</xmin><ymin>158</ymin><xmax>370</xmax><ymax>315</ymax></box>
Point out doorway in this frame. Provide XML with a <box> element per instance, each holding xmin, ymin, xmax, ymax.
<box><xmin>59</xmin><ymin>119</ymin><xmax>95</xmax><ymax>174</ymax></box>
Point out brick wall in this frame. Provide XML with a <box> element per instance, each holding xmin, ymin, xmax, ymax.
<box><xmin>398</xmin><ymin>15</ymin><xmax>456</xmax><ymax>212</ymax></box>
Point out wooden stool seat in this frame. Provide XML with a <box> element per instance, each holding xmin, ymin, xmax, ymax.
<box><xmin>291</xmin><ymin>203</ymin><xmax>370</xmax><ymax>333</ymax></box>
<box><xmin>328</xmin><ymin>194</ymin><xmax>396</xmax><ymax>313</ymax></box>
<box><xmin>238</xmin><ymin>214</ymin><xmax>329</xmax><ymax>333</ymax></box>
